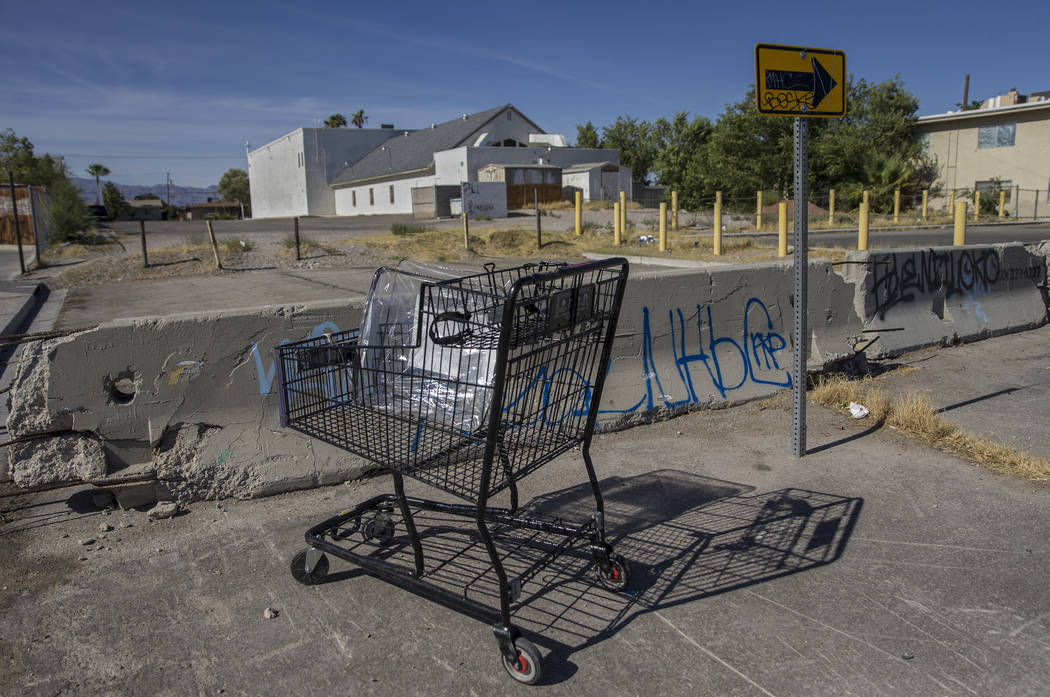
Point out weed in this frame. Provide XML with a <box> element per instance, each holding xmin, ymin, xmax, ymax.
<box><xmin>391</xmin><ymin>222</ymin><xmax>426</xmax><ymax>236</ymax></box>
<box><xmin>811</xmin><ymin>374</ymin><xmax>1050</xmax><ymax>481</ymax></box>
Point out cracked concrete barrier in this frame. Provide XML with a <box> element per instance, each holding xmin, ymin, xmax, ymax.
<box><xmin>7</xmin><ymin>300</ymin><xmax>367</xmax><ymax>502</ymax></box>
<box><xmin>598</xmin><ymin>260</ymin><xmax>865</xmax><ymax>428</ymax></box>
<box><xmin>10</xmin><ymin>247</ymin><xmax>1045</xmax><ymax>503</ymax></box>
<box><xmin>840</xmin><ymin>243</ymin><xmax>1049</xmax><ymax>357</ymax></box>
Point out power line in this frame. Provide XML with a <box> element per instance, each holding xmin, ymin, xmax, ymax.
<box><xmin>59</xmin><ymin>154</ymin><xmax>244</xmax><ymax>160</ymax></box>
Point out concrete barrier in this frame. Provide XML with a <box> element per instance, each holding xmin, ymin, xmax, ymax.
<box><xmin>7</xmin><ymin>245</ymin><xmax>1048</xmax><ymax>503</ymax></box>
<box><xmin>840</xmin><ymin>243</ymin><xmax>1048</xmax><ymax>357</ymax></box>
<box><xmin>7</xmin><ymin>301</ymin><xmax>369</xmax><ymax>502</ymax></box>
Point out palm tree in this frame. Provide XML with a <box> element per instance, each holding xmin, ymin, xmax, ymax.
<box><xmin>86</xmin><ymin>163</ymin><xmax>110</xmax><ymax>204</ymax></box>
<box><xmin>324</xmin><ymin>113</ymin><xmax>347</xmax><ymax>128</ymax></box>
<box><xmin>351</xmin><ymin>110</ymin><xmax>367</xmax><ymax>129</ymax></box>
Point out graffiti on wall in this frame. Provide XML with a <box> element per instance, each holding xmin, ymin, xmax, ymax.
<box><xmin>247</xmin><ymin>297</ymin><xmax>792</xmax><ymax>420</ymax></box>
<box><xmin>250</xmin><ymin>321</ymin><xmax>341</xmax><ymax>394</ymax></box>
<box><xmin>604</xmin><ymin>297</ymin><xmax>791</xmax><ymax>415</ymax></box>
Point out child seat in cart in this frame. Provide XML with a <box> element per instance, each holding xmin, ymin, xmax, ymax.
<box><xmin>275</xmin><ymin>258</ymin><xmax>630</xmax><ymax>684</ymax></box>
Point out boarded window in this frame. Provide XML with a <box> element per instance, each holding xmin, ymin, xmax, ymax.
<box><xmin>978</xmin><ymin>123</ymin><xmax>1016</xmax><ymax>148</ymax></box>
<box><xmin>389</xmin><ymin>185</ymin><xmax>395</xmax><ymax>203</ymax></box>
<box><xmin>369</xmin><ymin>188</ymin><xmax>374</xmax><ymax>205</ymax></box>
<box><xmin>352</xmin><ymin>191</ymin><xmax>356</xmax><ymax>207</ymax></box>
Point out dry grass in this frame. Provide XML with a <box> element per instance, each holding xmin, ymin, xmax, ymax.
<box><xmin>352</xmin><ymin>225</ymin><xmax>849</xmax><ymax>264</ymax></box>
<box><xmin>812</xmin><ymin>374</ymin><xmax>1050</xmax><ymax>481</ymax></box>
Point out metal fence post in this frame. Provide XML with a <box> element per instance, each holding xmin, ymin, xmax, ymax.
<box><xmin>7</xmin><ymin>171</ymin><xmax>25</xmax><ymax>274</ymax></box>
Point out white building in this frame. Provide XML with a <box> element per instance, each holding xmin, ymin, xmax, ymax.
<box><xmin>247</xmin><ymin>126</ymin><xmax>404</xmax><ymax>218</ymax></box>
<box><xmin>248</xmin><ymin>105</ymin><xmax>623</xmax><ymax>218</ymax></box>
<box><xmin>560</xmin><ymin>162</ymin><xmax>633</xmax><ymax>202</ymax></box>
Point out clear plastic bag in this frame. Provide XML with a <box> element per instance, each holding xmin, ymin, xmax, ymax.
<box><xmin>358</xmin><ymin>267</ymin><xmax>495</xmax><ymax>434</ymax></box>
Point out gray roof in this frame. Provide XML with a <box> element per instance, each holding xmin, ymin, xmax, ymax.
<box><xmin>330</xmin><ymin>105</ymin><xmax>540</xmax><ymax>187</ymax></box>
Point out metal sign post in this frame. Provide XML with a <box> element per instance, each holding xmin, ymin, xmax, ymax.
<box><xmin>792</xmin><ymin>117</ymin><xmax>808</xmax><ymax>457</ymax></box>
<box><xmin>756</xmin><ymin>43</ymin><xmax>846</xmax><ymax>457</ymax></box>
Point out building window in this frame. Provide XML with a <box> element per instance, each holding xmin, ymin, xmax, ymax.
<box><xmin>369</xmin><ymin>188</ymin><xmax>374</xmax><ymax>206</ymax></box>
<box><xmin>975</xmin><ymin>180</ymin><xmax>1012</xmax><ymax>201</ymax></box>
<box><xmin>389</xmin><ymin>185</ymin><xmax>395</xmax><ymax>203</ymax></box>
<box><xmin>978</xmin><ymin>123</ymin><xmax>1016</xmax><ymax>148</ymax></box>
<box><xmin>352</xmin><ymin>191</ymin><xmax>356</xmax><ymax>207</ymax></box>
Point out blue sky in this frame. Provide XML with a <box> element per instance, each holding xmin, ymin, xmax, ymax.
<box><xmin>2</xmin><ymin>0</ymin><xmax>1047</xmax><ymax>188</ymax></box>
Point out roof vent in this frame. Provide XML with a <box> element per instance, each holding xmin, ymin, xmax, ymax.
<box><xmin>404</xmin><ymin>131</ymin><xmax>409</xmax><ymax>137</ymax></box>
<box><xmin>430</xmin><ymin>123</ymin><xmax>436</xmax><ymax>129</ymax></box>
<box><xmin>462</xmin><ymin>114</ymin><xmax>468</xmax><ymax>120</ymax></box>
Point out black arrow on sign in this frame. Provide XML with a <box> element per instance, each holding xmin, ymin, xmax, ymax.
<box><xmin>764</xmin><ymin>57</ymin><xmax>837</xmax><ymax>110</ymax></box>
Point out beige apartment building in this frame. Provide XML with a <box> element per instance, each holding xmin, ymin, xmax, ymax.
<box><xmin>915</xmin><ymin>89</ymin><xmax>1050</xmax><ymax>218</ymax></box>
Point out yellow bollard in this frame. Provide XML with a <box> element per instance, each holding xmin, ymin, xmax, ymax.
<box><xmin>659</xmin><ymin>202</ymin><xmax>667</xmax><ymax>252</ymax></box>
<box><xmin>973</xmin><ymin>191</ymin><xmax>980</xmax><ymax>221</ymax></box>
<box><xmin>954</xmin><ymin>201</ymin><xmax>966</xmax><ymax>245</ymax></box>
<box><xmin>778</xmin><ymin>201</ymin><xmax>788</xmax><ymax>257</ymax></box>
<box><xmin>922</xmin><ymin>189</ymin><xmax>928</xmax><ymax>221</ymax></box>
<box><xmin>858</xmin><ymin>201</ymin><xmax>869</xmax><ymax>250</ymax></box>
<box><xmin>998</xmin><ymin>190</ymin><xmax>1006</xmax><ymax>219</ymax></box>
<box><xmin>756</xmin><ymin>190</ymin><xmax>763</xmax><ymax>230</ymax></box>
<box><xmin>613</xmin><ymin>191</ymin><xmax>621</xmax><ymax>237</ymax></box>
<box><xmin>613</xmin><ymin>201</ymin><xmax>621</xmax><ymax>244</ymax></box>
<box><xmin>574</xmin><ymin>191</ymin><xmax>582</xmax><ymax>235</ymax></box>
<box><xmin>948</xmin><ymin>190</ymin><xmax>955</xmax><ymax>217</ymax></box>
<box><xmin>671</xmin><ymin>190</ymin><xmax>678</xmax><ymax>231</ymax></box>
<box><xmin>713</xmin><ymin>191</ymin><xmax>723</xmax><ymax>256</ymax></box>
<box><xmin>862</xmin><ymin>189</ymin><xmax>869</xmax><ymax>206</ymax></box>
<box><xmin>893</xmin><ymin>189</ymin><xmax>900</xmax><ymax>223</ymax></box>
<box><xmin>828</xmin><ymin>188</ymin><xmax>836</xmax><ymax>226</ymax></box>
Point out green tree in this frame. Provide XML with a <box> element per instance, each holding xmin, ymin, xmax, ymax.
<box><xmin>700</xmin><ymin>87</ymin><xmax>796</xmax><ymax>199</ymax></box>
<box><xmin>650</xmin><ymin>112</ymin><xmax>713</xmax><ymax>208</ymax></box>
<box><xmin>600</xmin><ymin>116</ymin><xmax>659</xmax><ymax>185</ymax></box>
<box><xmin>575</xmin><ymin>121</ymin><xmax>599</xmax><ymax>148</ymax></box>
<box><xmin>324</xmin><ymin>113</ymin><xmax>347</xmax><ymax>128</ymax></box>
<box><xmin>1</xmin><ymin>128</ymin><xmax>91</xmax><ymax>241</ymax></box>
<box><xmin>218</xmin><ymin>168</ymin><xmax>250</xmax><ymax>208</ymax></box>
<box><xmin>48</xmin><ymin>176</ymin><xmax>94</xmax><ymax>240</ymax></box>
<box><xmin>85</xmin><ymin>163</ymin><xmax>109</xmax><ymax>204</ymax></box>
<box><xmin>103</xmin><ymin>181</ymin><xmax>131</xmax><ymax>220</ymax></box>
<box><xmin>351</xmin><ymin>110</ymin><xmax>367</xmax><ymax>128</ymax></box>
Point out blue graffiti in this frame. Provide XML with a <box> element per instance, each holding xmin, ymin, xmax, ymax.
<box><xmin>602</xmin><ymin>297</ymin><xmax>791</xmax><ymax>415</ymax></box>
<box><xmin>250</xmin><ymin>321</ymin><xmax>341</xmax><ymax>394</ymax></box>
<box><xmin>251</xmin><ymin>299</ymin><xmax>791</xmax><ymax>424</ymax></box>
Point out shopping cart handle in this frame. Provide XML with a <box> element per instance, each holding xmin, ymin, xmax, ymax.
<box><xmin>429</xmin><ymin>311</ymin><xmax>473</xmax><ymax>346</ymax></box>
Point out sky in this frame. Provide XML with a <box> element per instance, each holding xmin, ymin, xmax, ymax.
<box><xmin>1</xmin><ymin>0</ymin><xmax>1047</xmax><ymax>189</ymax></box>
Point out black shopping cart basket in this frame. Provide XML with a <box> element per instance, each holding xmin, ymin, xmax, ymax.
<box><xmin>274</xmin><ymin>258</ymin><xmax>630</xmax><ymax>684</ymax></box>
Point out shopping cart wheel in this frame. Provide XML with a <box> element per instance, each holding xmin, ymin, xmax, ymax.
<box><xmin>500</xmin><ymin>636</ymin><xmax>543</xmax><ymax>685</ymax></box>
<box><xmin>592</xmin><ymin>553</ymin><xmax>631</xmax><ymax>592</ymax></box>
<box><xmin>362</xmin><ymin>513</ymin><xmax>395</xmax><ymax>545</ymax></box>
<box><xmin>290</xmin><ymin>549</ymin><xmax>329</xmax><ymax>586</ymax></box>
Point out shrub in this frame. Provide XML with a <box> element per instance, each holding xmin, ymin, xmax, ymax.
<box><xmin>391</xmin><ymin>223</ymin><xmax>426</xmax><ymax>236</ymax></box>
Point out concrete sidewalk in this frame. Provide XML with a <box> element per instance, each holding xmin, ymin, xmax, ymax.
<box><xmin>1</xmin><ymin>354</ymin><xmax>1048</xmax><ymax>695</ymax></box>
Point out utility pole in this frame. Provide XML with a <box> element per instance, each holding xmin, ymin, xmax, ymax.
<box><xmin>166</xmin><ymin>172</ymin><xmax>171</xmax><ymax>208</ymax></box>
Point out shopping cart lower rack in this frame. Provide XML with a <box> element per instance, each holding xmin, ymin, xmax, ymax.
<box><xmin>275</xmin><ymin>258</ymin><xmax>630</xmax><ymax>684</ymax></box>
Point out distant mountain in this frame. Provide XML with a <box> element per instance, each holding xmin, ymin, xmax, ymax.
<box><xmin>73</xmin><ymin>177</ymin><xmax>221</xmax><ymax>207</ymax></box>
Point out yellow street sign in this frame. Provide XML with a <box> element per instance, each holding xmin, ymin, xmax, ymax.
<box><xmin>755</xmin><ymin>43</ymin><xmax>846</xmax><ymax>118</ymax></box>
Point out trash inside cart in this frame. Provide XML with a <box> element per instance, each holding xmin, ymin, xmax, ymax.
<box><xmin>275</xmin><ymin>258</ymin><xmax>630</xmax><ymax>684</ymax></box>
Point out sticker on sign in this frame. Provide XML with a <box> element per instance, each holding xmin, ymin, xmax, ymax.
<box><xmin>755</xmin><ymin>43</ymin><xmax>846</xmax><ymax>118</ymax></box>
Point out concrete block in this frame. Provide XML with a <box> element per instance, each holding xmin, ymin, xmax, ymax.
<box><xmin>841</xmin><ymin>244</ymin><xmax>1048</xmax><ymax>357</ymax></box>
<box><xmin>9</xmin><ymin>434</ymin><xmax>106</xmax><ymax>489</ymax></box>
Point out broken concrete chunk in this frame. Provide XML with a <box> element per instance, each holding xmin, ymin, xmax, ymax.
<box><xmin>9</xmin><ymin>435</ymin><xmax>106</xmax><ymax>489</ymax></box>
<box><xmin>78</xmin><ymin>538</ymin><xmax>95</xmax><ymax>546</ymax></box>
<box><xmin>263</xmin><ymin>607</ymin><xmax>279</xmax><ymax>620</ymax></box>
<box><xmin>98</xmin><ymin>522</ymin><xmax>113</xmax><ymax>533</ymax></box>
<box><xmin>146</xmin><ymin>502</ymin><xmax>180</xmax><ymax>521</ymax></box>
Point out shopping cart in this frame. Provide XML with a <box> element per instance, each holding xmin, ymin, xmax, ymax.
<box><xmin>275</xmin><ymin>258</ymin><xmax>630</xmax><ymax>684</ymax></box>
